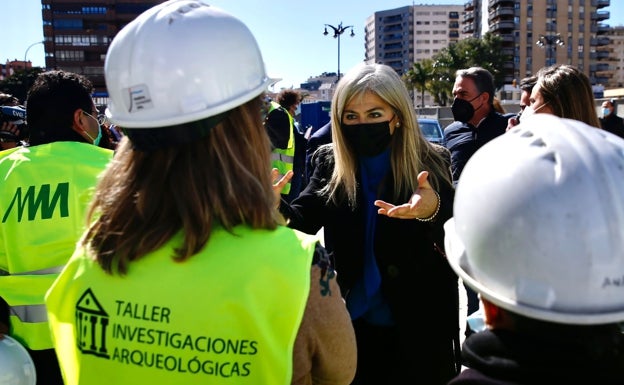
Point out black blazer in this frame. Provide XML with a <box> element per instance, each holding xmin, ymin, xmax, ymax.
<box><xmin>280</xmin><ymin>143</ymin><xmax>460</xmax><ymax>379</ymax></box>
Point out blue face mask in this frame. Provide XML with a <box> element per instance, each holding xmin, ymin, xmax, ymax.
<box><xmin>603</xmin><ymin>108</ymin><xmax>611</xmax><ymax>117</ymax></box>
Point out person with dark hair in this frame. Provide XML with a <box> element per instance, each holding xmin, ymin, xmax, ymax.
<box><xmin>277</xmin><ymin>62</ymin><xmax>460</xmax><ymax>384</ymax></box>
<box><xmin>0</xmin><ymin>70</ymin><xmax>113</xmax><ymax>384</ymax></box>
<box><xmin>443</xmin><ymin>67</ymin><xmax>508</xmax><ymax>325</ymax></box>
<box><xmin>27</xmin><ymin>71</ymin><xmax>103</xmax><ymax>147</ymax></box>
<box><xmin>444</xmin><ymin>67</ymin><xmax>508</xmax><ymax>186</ymax></box>
<box><xmin>45</xmin><ymin>2</ymin><xmax>356</xmax><ymax>385</ymax></box>
<box><xmin>506</xmin><ymin>75</ymin><xmax>537</xmax><ymax>131</ymax></box>
<box><xmin>446</xmin><ymin>114</ymin><xmax>624</xmax><ymax>384</ymax></box>
<box><xmin>265</xmin><ymin>89</ymin><xmax>306</xmax><ymax>202</ymax></box>
<box><xmin>600</xmin><ymin>99</ymin><xmax>624</xmax><ymax>139</ymax></box>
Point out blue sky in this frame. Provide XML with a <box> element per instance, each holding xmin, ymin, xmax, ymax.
<box><xmin>3</xmin><ymin>0</ymin><xmax>624</xmax><ymax>89</ymax></box>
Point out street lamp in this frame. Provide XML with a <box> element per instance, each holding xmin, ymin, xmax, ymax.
<box><xmin>323</xmin><ymin>22</ymin><xmax>355</xmax><ymax>82</ymax></box>
<box><xmin>24</xmin><ymin>40</ymin><xmax>44</xmax><ymax>68</ymax></box>
<box><xmin>536</xmin><ymin>33</ymin><xmax>564</xmax><ymax>66</ymax></box>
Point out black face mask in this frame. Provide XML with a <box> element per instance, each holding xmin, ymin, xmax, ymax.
<box><xmin>342</xmin><ymin>120</ymin><xmax>393</xmax><ymax>157</ymax></box>
<box><xmin>451</xmin><ymin>93</ymin><xmax>482</xmax><ymax>123</ymax></box>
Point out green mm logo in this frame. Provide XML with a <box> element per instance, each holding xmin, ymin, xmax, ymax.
<box><xmin>2</xmin><ymin>183</ymin><xmax>69</xmax><ymax>223</ymax></box>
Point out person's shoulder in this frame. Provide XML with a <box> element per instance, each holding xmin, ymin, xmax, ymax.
<box><xmin>427</xmin><ymin>142</ymin><xmax>452</xmax><ymax>166</ymax></box>
<box><xmin>314</xmin><ymin>143</ymin><xmax>334</xmax><ymax>161</ymax></box>
<box><xmin>482</xmin><ymin>111</ymin><xmax>509</xmax><ymax>133</ymax></box>
<box><xmin>444</xmin><ymin>121</ymin><xmax>467</xmax><ymax>133</ymax></box>
<box><xmin>488</xmin><ymin>111</ymin><xmax>510</xmax><ymax>124</ymax></box>
<box><xmin>309</xmin><ymin>125</ymin><xmax>332</xmax><ymax>145</ymax></box>
<box><xmin>267</xmin><ymin>106</ymin><xmax>288</xmax><ymax>118</ymax></box>
<box><xmin>430</xmin><ymin>142</ymin><xmax>450</xmax><ymax>157</ymax></box>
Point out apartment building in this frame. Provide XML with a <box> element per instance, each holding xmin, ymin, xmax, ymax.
<box><xmin>485</xmin><ymin>0</ymin><xmax>611</xmax><ymax>85</ymax></box>
<box><xmin>608</xmin><ymin>26</ymin><xmax>624</xmax><ymax>88</ymax></box>
<box><xmin>365</xmin><ymin>5</ymin><xmax>465</xmax><ymax>73</ymax></box>
<box><xmin>41</xmin><ymin>0</ymin><xmax>163</xmax><ymax>100</ymax></box>
<box><xmin>364</xmin><ymin>4</ymin><xmax>465</xmax><ymax>106</ymax></box>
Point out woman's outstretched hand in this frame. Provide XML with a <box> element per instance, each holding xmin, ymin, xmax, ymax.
<box><xmin>374</xmin><ymin>171</ymin><xmax>439</xmax><ymax>220</ymax></box>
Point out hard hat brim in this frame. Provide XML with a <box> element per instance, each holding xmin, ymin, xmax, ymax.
<box><xmin>444</xmin><ymin>218</ymin><xmax>624</xmax><ymax>325</ymax></box>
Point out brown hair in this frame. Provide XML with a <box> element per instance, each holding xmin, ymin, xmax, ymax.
<box><xmin>276</xmin><ymin>89</ymin><xmax>301</xmax><ymax>111</ymax></box>
<box><xmin>83</xmin><ymin>96</ymin><xmax>284</xmax><ymax>274</ymax></box>
<box><xmin>535</xmin><ymin>64</ymin><xmax>601</xmax><ymax>128</ymax></box>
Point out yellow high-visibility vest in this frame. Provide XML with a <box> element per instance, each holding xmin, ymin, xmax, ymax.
<box><xmin>46</xmin><ymin>226</ymin><xmax>316</xmax><ymax>385</ymax></box>
<box><xmin>0</xmin><ymin>142</ymin><xmax>113</xmax><ymax>350</ymax></box>
<box><xmin>267</xmin><ymin>101</ymin><xmax>295</xmax><ymax>195</ymax></box>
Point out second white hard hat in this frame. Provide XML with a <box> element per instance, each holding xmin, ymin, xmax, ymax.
<box><xmin>0</xmin><ymin>336</ymin><xmax>36</xmax><ymax>385</ymax></box>
<box><xmin>445</xmin><ymin>114</ymin><xmax>624</xmax><ymax>324</ymax></box>
<box><xmin>105</xmin><ymin>0</ymin><xmax>270</xmax><ymax>128</ymax></box>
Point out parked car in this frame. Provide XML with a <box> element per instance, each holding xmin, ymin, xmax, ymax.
<box><xmin>417</xmin><ymin>118</ymin><xmax>444</xmax><ymax>144</ymax></box>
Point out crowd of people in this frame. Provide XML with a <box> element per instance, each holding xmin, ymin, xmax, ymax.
<box><xmin>1</xmin><ymin>1</ymin><xmax>624</xmax><ymax>385</ymax></box>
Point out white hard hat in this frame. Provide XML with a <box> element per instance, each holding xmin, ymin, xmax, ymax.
<box><xmin>445</xmin><ymin>114</ymin><xmax>624</xmax><ymax>324</ymax></box>
<box><xmin>105</xmin><ymin>0</ymin><xmax>270</xmax><ymax>128</ymax></box>
<box><xmin>0</xmin><ymin>336</ymin><xmax>36</xmax><ymax>385</ymax></box>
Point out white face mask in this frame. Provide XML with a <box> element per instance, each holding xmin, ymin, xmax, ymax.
<box><xmin>520</xmin><ymin>102</ymin><xmax>548</xmax><ymax>121</ymax></box>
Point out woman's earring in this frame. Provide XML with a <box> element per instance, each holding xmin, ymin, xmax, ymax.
<box><xmin>395</xmin><ymin>122</ymin><xmax>401</xmax><ymax>127</ymax></box>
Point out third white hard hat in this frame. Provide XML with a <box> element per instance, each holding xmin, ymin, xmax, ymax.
<box><xmin>445</xmin><ymin>114</ymin><xmax>624</xmax><ymax>324</ymax></box>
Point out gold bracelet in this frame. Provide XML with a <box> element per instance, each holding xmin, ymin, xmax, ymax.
<box><xmin>416</xmin><ymin>190</ymin><xmax>440</xmax><ymax>222</ymax></box>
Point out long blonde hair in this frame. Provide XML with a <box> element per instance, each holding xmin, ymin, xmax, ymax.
<box><xmin>83</xmin><ymin>96</ymin><xmax>283</xmax><ymax>274</ymax></box>
<box><xmin>325</xmin><ymin>63</ymin><xmax>452</xmax><ymax>206</ymax></box>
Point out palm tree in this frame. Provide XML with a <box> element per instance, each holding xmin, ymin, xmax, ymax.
<box><xmin>403</xmin><ymin>59</ymin><xmax>434</xmax><ymax>107</ymax></box>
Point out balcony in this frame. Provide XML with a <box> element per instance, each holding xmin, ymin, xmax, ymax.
<box><xmin>463</xmin><ymin>23</ymin><xmax>475</xmax><ymax>34</ymax></box>
<box><xmin>489</xmin><ymin>7</ymin><xmax>515</xmax><ymax>21</ymax></box>
<box><xmin>590</xmin><ymin>63</ymin><xmax>610</xmax><ymax>71</ymax></box>
<box><xmin>501</xmin><ymin>47</ymin><xmax>514</xmax><ymax>57</ymax></box>
<box><xmin>489</xmin><ymin>0</ymin><xmax>515</xmax><ymax>7</ymax></box>
<box><xmin>592</xmin><ymin>0</ymin><xmax>610</xmax><ymax>8</ymax></box>
<box><xmin>591</xmin><ymin>37</ymin><xmax>611</xmax><ymax>45</ymax></box>
<box><xmin>464</xmin><ymin>1</ymin><xmax>475</xmax><ymax>12</ymax></box>
<box><xmin>592</xmin><ymin>11</ymin><xmax>610</xmax><ymax>21</ymax></box>
<box><xmin>489</xmin><ymin>20</ymin><xmax>515</xmax><ymax>31</ymax></box>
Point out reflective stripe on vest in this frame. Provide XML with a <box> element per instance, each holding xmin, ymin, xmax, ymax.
<box><xmin>0</xmin><ymin>273</ymin><xmax>63</xmax><ymax>350</ymax></box>
<box><xmin>11</xmin><ymin>304</ymin><xmax>48</xmax><ymax>322</ymax></box>
<box><xmin>46</xmin><ymin>226</ymin><xmax>318</xmax><ymax>385</ymax></box>
<box><xmin>0</xmin><ymin>142</ymin><xmax>113</xmax><ymax>350</ymax></box>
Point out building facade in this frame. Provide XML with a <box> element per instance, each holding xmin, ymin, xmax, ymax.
<box><xmin>485</xmin><ymin>0</ymin><xmax>611</xmax><ymax>85</ymax></box>
<box><xmin>41</xmin><ymin>0</ymin><xmax>163</xmax><ymax>99</ymax></box>
<box><xmin>608</xmin><ymin>26</ymin><xmax>624</xmax><ymax>88</ymax></box>
<box><xmin>365</xmin><ymin>5</ymin><xmax>466</xmax><ymax>73</ymax></box>
<box><xmin>364</xmin><ymin>5</ymin><xmax>466</xmax><ymax>106</ymax></box>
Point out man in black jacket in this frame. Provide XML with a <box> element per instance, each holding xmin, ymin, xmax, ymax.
<box><xmin>443</xmin><ymin>67</ymin><xmax>507</xmax><ymax>320</ymax></box>
<box><xmin>599</xmin><ymin>99</ymin><xmax>624</xmax><ymax>139</ymax></box>
<box><xmin>444</xmin><ymin>67</ymin><xmax>507</xmax><ymax>186</ymax></box>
